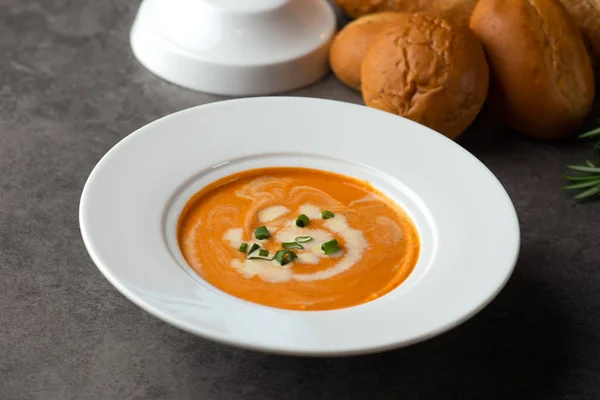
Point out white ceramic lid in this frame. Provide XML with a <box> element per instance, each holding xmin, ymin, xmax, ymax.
<box><xmin>130</xmin><ymin>0</ymin><xmax>337</xmax><ymax>96</ymax></box>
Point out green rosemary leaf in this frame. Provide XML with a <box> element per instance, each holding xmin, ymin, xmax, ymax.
<box><xmin>563</xmin><ymin>175</ymin><xmax>600</xmax><ymax>182</ymax></box>
<box><xmin>560</xmin><ymin>121</ymin><xmax>600</xmax><ymax>200</ymax></box>
<box><xmin>573</xmin><ymin>185</ymin><xmax>600</xmax><ymax>200</ymax></box>
<box><xmin>579</xmin><ymin>126</ymin><xmax>600</xmax><ymax>138</ymax></box>
<box><xmin>566</xmin><ymin>165</ymin><xmax>600</xmax><ymax>173</ymax></box>
<box><xmin>562</xmin><ymin>179</ymin><xmax>600</xmax><ymax>190</ymax></box>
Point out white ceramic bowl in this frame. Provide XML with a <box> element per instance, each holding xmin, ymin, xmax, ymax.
<box><xmin>79</xmin><ymin>97</ymin><xmax>520</xmax><ymax>356</ymax></box>
<box><xmin>130</xmin><ymin>0</ymin><xmax>337</xmax><ymax>95</ymax></box>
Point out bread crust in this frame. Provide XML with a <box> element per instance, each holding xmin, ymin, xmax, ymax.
<box><xmin>470</xmin><ymin>0</ymin><xmax>595</xmax><ymax>138</ymax></box>
<box><xmin>334</xmin><ymin>0</ymin><xmax>477</xmax><ymax>26</ymax></box>
<box><xmin>361</xmin><ymin>14</ymin><xmax>489</xmax><ymax>139</ymax></box>
<box><xmin>558</xmin><ymin>0</ymin><xmax>600</xmax><ymax>77</ymax></box>
<box><xmin>330</xmin><ymin>12</ymin><xmax>408</xmax><ymax>91</ymax></box>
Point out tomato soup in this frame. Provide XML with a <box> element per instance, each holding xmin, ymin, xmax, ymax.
<box><xmin>177</xmin><ymin>167</ymin><xmax>420</xmax><ymax>311</ymax></box>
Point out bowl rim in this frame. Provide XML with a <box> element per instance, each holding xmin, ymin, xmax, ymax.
<box><xmin>79</xmin><ymin>97</ymin><xmax>520</xmax><ymax>356</ymax></box>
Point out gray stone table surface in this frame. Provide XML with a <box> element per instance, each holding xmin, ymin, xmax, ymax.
<box><xmin>2</xmin><ymin>1</ymin><xmax>600</xmax><ymax>399</ymax></box>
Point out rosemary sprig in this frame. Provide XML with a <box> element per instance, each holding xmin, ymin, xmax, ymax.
<box><xmin>563</xmin><ymin>121</ymin><xmax>600</xmax><ymax>200</ymax></box>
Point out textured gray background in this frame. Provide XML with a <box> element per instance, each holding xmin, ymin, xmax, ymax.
<box><xmin>1</xmin><ymin>1</ymin><xmax>600</xmax><ymax>399</ymax></box>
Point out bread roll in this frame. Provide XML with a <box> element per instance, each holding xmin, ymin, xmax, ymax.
<box><xmin>558</xmin><ymin>0</ymin><xmax>600</xmax><ymax>76</ymax></box>
<box><xmin>470</xmin><ymin>0</ymin><xmax>595</xmax><ymax>139</ymax></box>
<box><xmin>334</xmin><ymin>0</ymin><xmax>477</xmax><ymax>26</ymax></box>
<box><xmin>329</xmin><ymin>12</ymin><xmax>407</xmax><ymax>91</ymax></box>
<box><xmin>361</xmin><ymin>14</ymin><xmax>489</xmax><ymax>140</ymax></box>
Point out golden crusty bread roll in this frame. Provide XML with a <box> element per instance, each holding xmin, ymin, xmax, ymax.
<box><xmin>329</xmin><ymin>12</ymin><xmax>407</xmax><ymax>91</ymax></box>
<box><xmin>557</xmin><ymin>0</ymin><xmax>600</xmax><ymax>75</ymax></box>
<box><xmin>361</xmin><ymin>14</ymin><xmax>489</xmax><ymax>140</ymax></box>
<box><xmin>470</xmin><ymin>0</ymin><xmax>595</xmax><ymax>139</ymax></box>
<box><xmin>334</xmin><ymin>0</ymin><xmax>477</xmax><ymax>26</ymax></box>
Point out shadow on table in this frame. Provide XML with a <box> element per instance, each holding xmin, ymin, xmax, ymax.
<box><xmin>457</xmin><ymin>106</ymin><xmax>588</xmax><ymax>155</ymax></box>
<box><xmin>185</xmin><ymin>243</ymin><xmax>572</xmax><ymax>399</ymax></box>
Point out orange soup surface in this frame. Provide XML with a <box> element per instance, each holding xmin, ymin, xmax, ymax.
<box><xmin>178</xmin><ymin>168</ymin><xmax>420</xmax><ymax>311</ymax></box>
